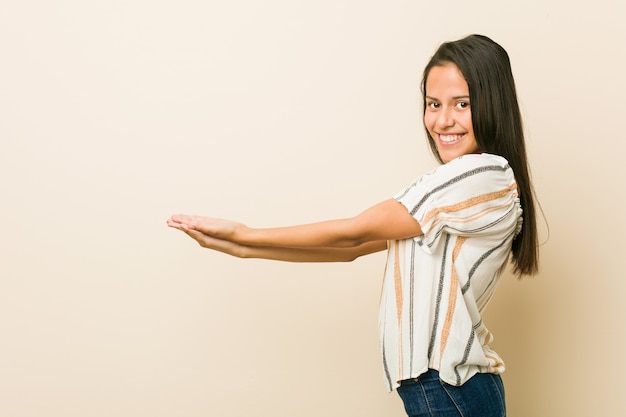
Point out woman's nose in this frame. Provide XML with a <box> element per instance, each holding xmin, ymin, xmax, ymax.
<box><xmin>436</xmin><ymin>107</ymin><xmax>454</xmax><ymax>128</ymax></box>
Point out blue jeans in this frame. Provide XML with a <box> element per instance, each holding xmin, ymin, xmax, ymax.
<box><xmin>396</xmin><ymin>369</ymin><xmax>506</xmax><ymax>417</ymax></box>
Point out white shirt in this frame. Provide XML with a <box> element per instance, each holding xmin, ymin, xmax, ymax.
<box><xmin>379</xmin><ymin>153</ymin><xmax>523</xmax><ymax>391</ymax></box>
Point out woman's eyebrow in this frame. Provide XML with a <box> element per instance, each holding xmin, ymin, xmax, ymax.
<box><xmin>425</xmin><ymin>95</ymin><xmax>470</xmax><ymax>100</ymax></box>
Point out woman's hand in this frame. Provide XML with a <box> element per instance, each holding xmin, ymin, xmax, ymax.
<box><xmin>166</xmin><ymin>214</ymin><xmax>388</xmax><ymax>261</ymax></box>
<box><xmin>167</xmin><ymin>217</ymin><xmax>248</xmax><ymax>257</ymax></box>
<box><xmin>167</xmin><ymin>214</ymin><xmax>246</xmax><ymax>241</ymax></box>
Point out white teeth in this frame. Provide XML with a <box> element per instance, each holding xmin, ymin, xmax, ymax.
<box><xmin>440</xmin><ymin>134</ymin><xmax>463</xmax><ymax>143</ymax></box>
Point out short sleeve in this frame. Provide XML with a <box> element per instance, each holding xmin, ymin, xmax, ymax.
<box><xmin>394</xmin><ymin>154</ymin><xmax>523</xmax><ymax>254</ymax></box>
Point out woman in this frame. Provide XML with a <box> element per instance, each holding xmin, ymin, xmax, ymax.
<box><xmin>167</xmin><ymin>34</ymin><xmax>538</xmax><ymax>417</ymax></box>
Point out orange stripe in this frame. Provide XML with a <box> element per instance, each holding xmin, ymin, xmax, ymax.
<box><xmin>427</xmin><ymin>199</ymin><xmax>517</xmax><ymax>236</ymax></box>
<box><xmin>393</xmin><ymin>241</ymin><xmax>404</xmax><ymax>370</ymax></box>
<box><xmin>393</xmin><ymin>241</ymin><xmax>403</xmax><ymax>324</ymax></box>
<box><xmin>422</xmin><ymin>183</ymin><xmax>517</xmax><ymax>226</ymax></box>
<box><xmin>438</xmin><ymin>236</ymin><xmax>467</xmax><ymax>367</ymax></box>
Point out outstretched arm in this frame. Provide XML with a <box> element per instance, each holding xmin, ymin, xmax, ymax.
<box><xmin>167</xmin><ymin>198</ymin><xmax>422</xmax><ymax>262</ymax></box>
<box><xmin>171</xmin><ymin>225</ymin><xmax>389</xmax><ymax>262</ymax></box>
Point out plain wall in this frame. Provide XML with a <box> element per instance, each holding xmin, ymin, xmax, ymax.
<box><xmin>1</xmin><ymin>1</ymin><xmax>624</xmax><ymax>416</ymax></box>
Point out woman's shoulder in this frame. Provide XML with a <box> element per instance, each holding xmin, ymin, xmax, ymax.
<box><xmin>399</xmin><ymin>153</ymin><xmax>513</xmax><ymax>197</ymax></box>
<box><xmin>426</xmin><ymin>153</ymin><xmax>510</xmax><ymax>178</ymax></box>
<box><xmin>447</xmin><ymin>153</ymin><xmax>509</xmax><ymax>169</ymax></box>
<box><xmin>418</xmin><ymin>153</ymin><xmax>514</xmax><ymax>192</ymax></box>
<box><xmin>395</xmin><ymin>152</ymin><xmax>518</xmax><ymax>214</ymax></box>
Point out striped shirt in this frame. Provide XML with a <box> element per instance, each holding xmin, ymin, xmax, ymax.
<box><xmin>379</xmin><ymin>153</ymin><xmax>522</xmax><ymax>392</ymax></box>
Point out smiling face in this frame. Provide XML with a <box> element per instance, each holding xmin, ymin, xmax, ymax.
<box><xmin>424</xmin><ymin>64</ymin><xmax>480</xmax><ymax>163</ymax></box>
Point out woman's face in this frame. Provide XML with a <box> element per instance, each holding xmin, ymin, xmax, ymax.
<box><xmin>424</xmin><ymin>64</ymin><xmax>480</xmax><ymax>163</ymax></box>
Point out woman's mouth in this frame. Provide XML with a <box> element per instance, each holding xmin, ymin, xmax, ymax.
<box><xmin>438</xmin><ymin>134</ymin><xmax>465</xmax><ymax>144</ymax></box>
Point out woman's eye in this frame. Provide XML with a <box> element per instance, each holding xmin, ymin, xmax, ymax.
<box><xmin>427</xmin><ymin>102</ymin><xmax>440</xmax><ymax>109</ymax></box>
<box><xmin>456</xmin><ymin>101</ymin><xmax>470</xmax><ymax>109</ymax></box>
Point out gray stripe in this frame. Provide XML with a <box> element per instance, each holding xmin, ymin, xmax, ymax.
<box><xmin>424</xmin><ymin>198</ymin><xmax>516</xmax><ymax>251</ymax></box>
<box><xmin>427</xmin><ymin>233</ymin><xmax>451</xmax><ymax>360</ymax></box>
<box><xmin>381</xmin><ymin>312</ymin><xmax>393</xmax><ymax>391</ymax></box>
<box><xmin>454</xmin><ymin>321</ymin><xmax>481</xmax><ymax>386</ymax></box>
<box><xmin>409</xmin><ymin>239</ymin><xmax>416</xmax><ymax>375</ymax></box>
<box><xmin>409</xmin><ymin>164</ymin><xmax>509</xmax><ymax>216</ymax></box>
<box><xmin>462</xmin><ymin>233</ymin><xmax>512</xmax><ymax>294</ymax></box>
<box><xmin>475</xmin><ymin>271</ymin><xmax>499</xmax><ymax>308</ymax></box>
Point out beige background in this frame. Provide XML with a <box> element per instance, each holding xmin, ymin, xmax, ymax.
<box><xmin>1</xmin><ymin>1</ymin><xmax>624</xmax><ymax>416</ymax></box>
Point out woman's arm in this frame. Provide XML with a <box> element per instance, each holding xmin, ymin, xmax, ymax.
<box><xmin>168</xmin><ymin>198</ymin><xmax>422</xmax><ymax>249</ymax></box>
<box><xmin>172</xmin><ymin>225</ymin><xmax>388</xmax><ymax>262</ymax></box>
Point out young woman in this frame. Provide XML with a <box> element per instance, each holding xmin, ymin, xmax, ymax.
<box><xmin>167</xmin><ymin>34</ymin><xmax>538</xmax><ymax>417</ymax></box>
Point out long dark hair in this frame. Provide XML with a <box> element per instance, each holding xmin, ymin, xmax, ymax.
<box><xmin>421</xmin><ymin>34</ymin><xmax>539</xmax><ymax>276</ymax></box>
